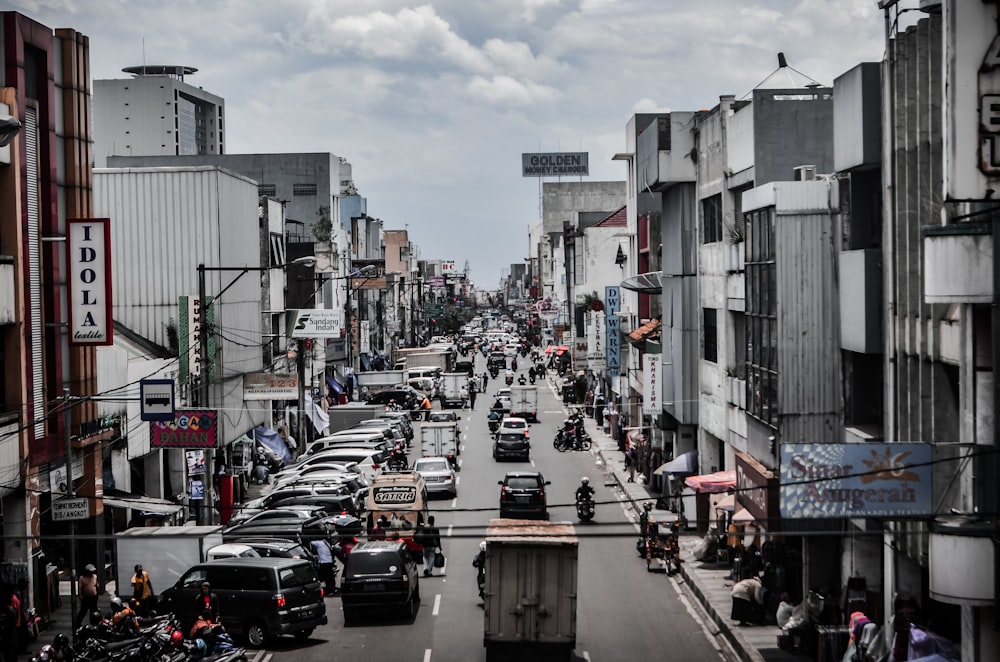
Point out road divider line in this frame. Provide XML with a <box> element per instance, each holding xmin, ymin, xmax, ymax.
<box><xmin>447</xmin><ymin>524</ymin><xmax>453</xmax><ymax>537</ymax></box>
<box><xmin>456</xmin><ymin>475</ymin><xmax>461</xmax><ymax>485</ymax></box>
<box><xmin>460</xmin><ymin>444</ymin><xmax>466</xmax><ymax>452</ymax></box>
<box><xmin>432</xmin><ymin>594</ymin><xmax>442</xmax><ymax>615</ymax></box>
<box><xmin>582</xmin><ymin>652</ymin><xmax>591</xmax><ymax>661</ymax></box>
<box><xmin>423</xmin><ymin>649</ymin><xmax>432</xmax><ymax>662</ymax></box>
<box><xmin>451</xmin><ymin>497</ymin><xmax>457</xmax><ymax>508</ymax></box>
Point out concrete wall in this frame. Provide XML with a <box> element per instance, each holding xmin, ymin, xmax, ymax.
<box><xmin>541</xmin><ymin>181</ymin><xmax>626</xmax><ymax>234</ymax></box>
<box><xmin>752</xmin><ymin>88</ymin><xmax>834</xmax><ymax>185</ymax></box>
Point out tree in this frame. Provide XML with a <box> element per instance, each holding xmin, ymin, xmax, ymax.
<box><xmin>312</xmin><ymin>206</ymin><xmax>333</xmax><ymax>242</ymax></box>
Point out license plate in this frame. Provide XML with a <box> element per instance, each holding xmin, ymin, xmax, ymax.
<box><xmin>363</xmin><ymin>584</ymin><xmax>386</xmax><ymax>592</ymax></box>
<box><xmin>300</xmin><ymin>609</ymin><xmax>313</xmax><ymax>619</ymax></box>
<box><xmin>515</xmin><ymin>496</ymin><xmax>529</xmax><ymax>503</ymax></box>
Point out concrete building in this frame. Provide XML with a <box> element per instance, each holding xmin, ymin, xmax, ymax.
<box><xmin>94</xmin><ymin>65</ymin><xmax>224</xmax><ymax>167</ymax></box>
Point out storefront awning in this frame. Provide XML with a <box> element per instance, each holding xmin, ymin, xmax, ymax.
<box><xmin>715</xmin><ymin>493</ymin><xmax>735</xmax><ymax>511</ymax></box>
<box><xmin>103</xmin><ymin>495</ymin><xmax>183</xmax><ymax>516</ymax></box>
<box><xmin>620</xmin><ymin>271</ymin><xmax>663</xmax><ymax>295</ymax></box>
<box><xmin>684</xmin><ymin>470</ymin><xmax>737</xmax><ymax>494</ymax></box>
<box><xmin>326</xmin><ymin>375</ymin><xmax>344</xmax><ymax>395</ymax></box>
<box><xmin>654</xmin><ymin>450</ymin><xmax>698</xmax><ymax>476</ymax></box>
<box><xmin>627</xmin><ymin>318</ymin><xmax>661</xmax><ymax>345</ymax></box>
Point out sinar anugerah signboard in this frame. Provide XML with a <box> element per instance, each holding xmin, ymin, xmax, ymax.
<box><xmin>779</xmin><ymin>443</ymin><xmax>932</xmax><ymax>518</ymax></box>
<box><xmin>521</xmin><ymin>152</ymin><xmax>589</xmax><ymax>177</ymax></box>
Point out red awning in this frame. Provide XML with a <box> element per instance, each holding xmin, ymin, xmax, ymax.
<box><xmin>684</xmin><ymin>470</ymin><xmax>737</xmax><ymax>494</ymax></box>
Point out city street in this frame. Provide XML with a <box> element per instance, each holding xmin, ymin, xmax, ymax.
<box><xmin>255</xmin><ymin>355</ymin><xmax>727</xmax><ymax>662</ymax></box>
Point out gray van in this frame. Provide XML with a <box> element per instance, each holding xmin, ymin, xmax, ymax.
<box><xmin>159</xmin><ymin>557</ymin><xmax>327</xmax><ymax>647</ymax></box>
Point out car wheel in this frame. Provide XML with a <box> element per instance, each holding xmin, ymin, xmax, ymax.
<box><xmin>405</xmin><ymin>592</ymin><xmax>420</xmax><ymax>619</ymax></box>
<box><xmin>343</xmin><ymin>607</ymin><xmax>357</xmax><ymax>626</ymax></box>
<box><xmin>244</xmin><ymin>619</ymin><xmax>270</xmax><ymax>648</ymax></box>
<box><xmin>294</xmin><ymin>628</ymin><xmax>314</xmax><ymax>640</ymax></box>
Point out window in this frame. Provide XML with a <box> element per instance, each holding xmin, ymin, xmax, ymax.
<box><xmin>702</xmin><ymin>194</ymin><xmax>723</xmax><ymax>244</ymax></box>
<box><xmin>293</xmin><ymin>183</ymin><xmax>317</xmax><ymax>196</ymax></box>
<box><xmin>745</xmin><ymin>208</ymin><xmax>778</xmax><ymax>426</ymax></box>
<box><xmin>258</xmin><ymin>184</ymin><xmax>276</xmax><ymax>197</ymax></box>
<box><xmin>703</xmin><ymin>308</ymin><xmax>718</xmax><ymax>363</ymax></box>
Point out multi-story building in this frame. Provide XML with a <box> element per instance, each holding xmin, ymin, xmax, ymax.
<box><xmin>93</xmin><ymin>66</ymin><xmax>224</xmax><ymax>167</ymax></box>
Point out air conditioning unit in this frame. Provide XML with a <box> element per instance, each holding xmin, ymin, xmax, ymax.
<box><xmin>793</xmin><ymin>165</ymin><xmax>816</xmax><ymax>181</ymax></box>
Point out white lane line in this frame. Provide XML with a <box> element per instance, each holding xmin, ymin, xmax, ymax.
<box><xmin>447</xmin><ymin>524</ymin><xmax>453</xmax><ymax>537</ymax></box>
<box><xmin>530</xmin><ymin>459</ymin><xmax>536</xmax><ymax>467</ymax></box>
<box><xmin>456</xmin><ymin>475</ymin><xmax>461</xmax><ymax>485</ymax></box>
<box><xmin>582</xmin><ymin>653</ymin><xmax>591</xmax><ymax>661</ymax></box>
<box><xmin>262</xmin><ymin>655</ymin><xmax>273</xmax><ymax>662</ymax></box>
<box><xmin>451</xmin><ymin>497</ymin><xmax>457</xmax><ymax>508</ymax></box>
<box><xmin>432</xmin><ymin>594</ymin><xmax>442</xmax><ymax>616</ymax></box>
<box><xmin>460</xmin><ymin>444</ymin><xmax>466</xmax><ymax>452</ymax></box>
<box><xmin>250</xmin><ymin>652</ymin><xmax>265</xmax><ymax>662</ymax></box>
<box><xmin>423</xmin><ymin>649</ymin><xmax>432</xmax><ymax>662</ymax></box>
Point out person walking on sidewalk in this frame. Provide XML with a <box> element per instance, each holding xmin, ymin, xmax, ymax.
<box><xmin>130</xmin><ymin>564</ymin><xmax>154</xmax><ymax>618</ymax></box>
<box><xmin>77</xmin><ymin>563</ymin><xmax>100</xmax><ymax>626</ymax></box>
<box><xmin>624</xmin><ymin>445</ymin><xmax>637</xmax><ymax>483</ymax></box>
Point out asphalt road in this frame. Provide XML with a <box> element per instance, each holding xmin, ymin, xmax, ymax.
<box><xmin>259</xmin><ymin>352</ymin><xmax>726</xmax><ymax>662</ymax></box>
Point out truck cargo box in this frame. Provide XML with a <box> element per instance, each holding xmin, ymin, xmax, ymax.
<box><xmin>115</xmin><ymin>525</ymin><xmax>224</xmax><ymax>594</ymax></box>
<box><xmin>483</xmin><ymin>519</ymin><xmax>578</xmax><ymax>662</ymax></box>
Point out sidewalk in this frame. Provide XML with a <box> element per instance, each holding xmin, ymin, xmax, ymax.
<box><xmin>548</xmin><ymin>376</ymin><xmax>794</xmax><ymax>662</ymax></box>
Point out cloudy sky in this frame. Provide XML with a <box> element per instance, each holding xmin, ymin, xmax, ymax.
<box><xmin>12</xmin><ymin>0</ymin><xmax>891</xmax><ymax>286</ymax></box>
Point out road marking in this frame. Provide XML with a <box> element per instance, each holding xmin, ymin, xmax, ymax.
<box><xmin>261</xmin><ymin>655</ymin><xmax>272</xmax><ymax>662</ymax></box>
<box><xmin>456</xmin><ymin>475</ymin><xmax>461</xmax><ymax>485</ymax></box>
<box><xmin>460</xmin><ymin>444</ymin><xmax>465</xmax><ymax>452</ymax></box>
<box><xmin>249</xmin><ymin>652</ymin><xmax>266</xmax><ymax>662</ymax></box>
<box><xmin>423</xmin><ymin>650</ymin><xmax>432</xmax><ymax>662</ymax></box>
<box><xmin>451</xmin><ymin>497</ymin><xmax>457</xmax><ymax>508</ymax></box>
<box><xmin>447</xmin><ymin>524</ymin><xmax>453</xmax><ymax>537</ymax></box>
<box><xmin>432</xmin><ymin>593</ymin><xmax>442</xmax><ymax>615</ymax></box>
<box><xmin>582</xmin><ymin>652</ymin><xmax>591</xmax><ymax>661</ymax></box>
<box><xmin>530</xmin><ymin>459</ymin><xmax>536</xmax><ymax>467</ymax></box>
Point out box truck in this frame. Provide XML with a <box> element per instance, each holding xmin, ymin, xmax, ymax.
<box><xmin>509</xmin><ymin>385</ymin><xmax>539</xmax><ymax>422</ymax></box>
<box><xmin>356</xmin><ymin>371</ymin><xmax>405</xmax><ymax>400</ymax></box>
<box><xmin>115</xmin><ymin>525</ymin><xmax>224</xmax><ymax>595</ymax></box>
<box><xmin>327</xmin><ymin>403</ymin><xmax>386</xmax><ymax>433</ymax></box>
<box><xmin>420</xmin><ymin>421</ymin><xmax>460</xmax><ymax>469</ymax></box>
<box><xmin>483</xmin><ymin>519</ymin><xmax>578</xmax><ymax>662</ymax></box>
<box><xmin>439</xmin><ymin>372</ymin><xmax>469</xmax><ymax>408</ymax></box>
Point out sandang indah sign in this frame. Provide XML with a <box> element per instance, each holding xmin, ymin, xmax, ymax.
<box><xmin>522</xmin><ymin>152</ymin><xmax>589</xmax><ymax>177</ymax></box>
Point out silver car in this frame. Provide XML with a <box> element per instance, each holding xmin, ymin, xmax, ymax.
<box><xmin>412</xmin><ymin>457</ymin><xmax>457</xmax><ymax>498</ymax></box>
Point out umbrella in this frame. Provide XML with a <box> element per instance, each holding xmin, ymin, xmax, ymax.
<box><xmin>653</xmin><ymin>450</ymin><xmax>698</xmax><ymax>476</ymax></box>
<box><xmin>714</xmin><ymin>494</ymin><xmax>735</xmax><ymax>511</ymax></box>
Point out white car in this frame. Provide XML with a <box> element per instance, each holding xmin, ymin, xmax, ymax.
<box><xmin>497</xmin><ymin>416</ymin><xmax>529</xmax><ymax>438</ymax></box>
<box><xmin>503</xmin><ymin>343</ymin><xmax>520</xmax><ymax>357</ymax></box>
<box><xmin>413</xmin><ymin>456</ymin><xmax>457</xmax><ymax>498</ymax></box>
<box><xmin>494</xmin><ymin>388</ymin><xmax>512</xmax><ymax>412</ymax></box>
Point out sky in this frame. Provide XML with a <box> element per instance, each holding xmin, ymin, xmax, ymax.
<box><xmin>10</xmin><ymin>0</ymin><xmax>891</xmax><ymax>287</ymax></box>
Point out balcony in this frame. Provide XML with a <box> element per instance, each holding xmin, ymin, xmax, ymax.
<box><xmin>636</xmin><ymin>112</ymin><xmax>696</xmax><ymax>191</ymax></box>
<box><xmin>923</xmin><ymin>223</ymin><xmax>992</xmax><ymax>304</ymax></box>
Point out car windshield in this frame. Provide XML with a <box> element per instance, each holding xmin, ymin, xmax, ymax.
<box><xmin>498</xmin><ymin>434</ymin><xmax>524</xmax><ymax>442</ymax></box>
<box><xmin>506</xmin><ymin>477</ymin><xmax>540</xmax><ymax>490</ymax></box>
<box><xmin>416</xmin><ymin>460</ymin><xmax>449</xmax><ymax>472</ymax></box>
<box><xmin>279</xmin><ymin>564</ymin><xmax>318</xmax><ymax>588</ymax></box>
<box><xmin>503</xmin><ymin>420</ymin><xmax>526</xmax><ymax>428</ymax></box>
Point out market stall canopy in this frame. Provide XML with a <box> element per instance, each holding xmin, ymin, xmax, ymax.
<box><xmin>733</xmin><ymin>507</ymin><xmax>755</xmax><ymax>524</ymax></box>
<box><xmin>653</xmin><ymin>450</ymin><xmax>698</xmax><ymax>476</ymax></box>
<box><xmin>715</xmin><ymin>493</ymin><xmax>735</xmax><ymax>511</ymax></box>
<box><xmin>684</xmin><ymin>470</ymin><xmax>737</xmax><ymax>494</ymax></box>
<box><xmin>627</xmin><ymin>318</ymin><xmax>661</xmax><ymax>346</ymax></box>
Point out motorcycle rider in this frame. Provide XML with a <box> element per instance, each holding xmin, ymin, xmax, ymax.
<box><xmin>575</xmin><ymin>477</ymin><xmax>595</xmax><ymax>503</ymax></box>
<box><xmin>517</xmin><ymin>373</ymin><xmax>527</xmax><ymax>386</ymax></box>
<box><xmin>528</xmin><ymin>366</ymin><xmax>536</xmax><ymax>382</ymax></box>
<box><xmin>472</xmin><ymin>541</ymin><xmax>487</xmax><ymax>602</ymax></box>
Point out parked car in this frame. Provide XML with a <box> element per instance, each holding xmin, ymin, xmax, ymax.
<box><xmin>493</xmin><ymin>432</ymin><xmax>531</xmax><ymax>462</ymax></box>
<box><xmin>412</xmin><ymin>456</ymin><xmax>457</xmax><ymax>498</ymax></box>
<box><xmin>365</xmin><ymin>389</ymin><xmax>418</xmax><ymax>409</ymax></box>
<box><xmin>231</xmin><ymin>537</ymin><xmax>317</xmax><ymax>565</ymax></box>
<box><xmin>222</xmin><ymin>514</ymin><xmax>336</xmax><ymax>545</ymax></box>
<box><xmin>498</xmin><ymin>471</ymin><xmax>550</xmax><ymax>520</ymax></box>
<box><xmin>159</xmin><ymin>557</ymin><xmax>326</xmax><ymax>647</ymax></box>
<box><xmin>428</xmin><ymin>411</ymin><xmax>461</xmax><ymax>423</ymax></box>
<box><xmin>206</xmin><ymin>543</ymin><xmax>260</xmax><ymax>561</ymax></box>
<box><xmin>340</xmin><ymin>540</ymin><xmax>420</xmax><ymax>624</ymax></box>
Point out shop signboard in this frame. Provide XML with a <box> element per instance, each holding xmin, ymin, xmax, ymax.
<box><xmin>605</xmin><ymin>286</ymin><xmax>621</xmax><ymax>377</ymax></box>
<box><xmin>735</xmin><ymin>451</ymin><xmax>779</xmax><ymax>527</ymax></box>
<box><xmin>642</xmin><ymin>353</ymin><xmax>661</xmax><ymax>414</ymax></box>
<box><xmin>779</xmin><ymin>443</ymin><xmax>932</xmax><ymax>518</ymax></box>
<box><xmin>151</xmin><ymin>409</ymin><xmax>218</xmax><ymax>449</ymax></box>
<box><xmin>588</xmin><ymin>312</ymin><xmax>604</xmax><ymax>370</ymax></box>
<box><xmin>243</xmin><ymin>372</ymin><xmax>298</xmax><ymax>400</ymax></box>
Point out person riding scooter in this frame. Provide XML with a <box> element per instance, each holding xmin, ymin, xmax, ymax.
<box><xmin>517</xmin><ymin>374</ymin><xmax>527</xmax><ymax>386</ymax></box>
<box><xmin>575</xmin><ymin>477</ymin><xmax>596</xmax><ymax>521</ymax></box>
<box><xmin>472</xmin><ymin>541</ymin><xmax>487</xmax><ymax>602</ymax></box>
<box><xmin>505</xmin><ymin>369</ymin><xmax>514</xmax><ymax>386</ymax></box>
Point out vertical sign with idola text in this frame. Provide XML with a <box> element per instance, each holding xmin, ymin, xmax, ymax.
<box><xmin>67</xmin><ymin>219</ymin><xmax>113</xmax><ymax>345</ymax></box>
<box><xmin>605</xmin><ymin>286</ymin><xmax>621</xmax><ymax>378</ymax></box>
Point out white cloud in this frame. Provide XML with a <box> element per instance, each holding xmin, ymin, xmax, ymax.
<box><xmin>466</xmin><ymin>74</ymin><xmax>561</xmax><ymax>106</ymax></box>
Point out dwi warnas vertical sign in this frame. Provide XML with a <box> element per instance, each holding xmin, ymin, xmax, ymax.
<box><xmin>779</xmin><ymin>443</ymin><xmax>932</xmax><ymax>518</ymax></box>
<box><xmin>67</xmin><ymin>219</ymin><xmax>113</xmax><ymax>345</ymax></box>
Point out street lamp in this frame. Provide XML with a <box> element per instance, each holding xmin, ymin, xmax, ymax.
<box><xmin>195</xmin><ymin>255</ymin><xmax>313</xmax><ymax>524</ymax></box>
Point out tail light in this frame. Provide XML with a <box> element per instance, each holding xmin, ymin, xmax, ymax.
<box><xmin>275</xmin><ymin>594</ymin><xmax>287</xmax><ymax>609</ymax></box>
<box><xmin>403</xmin><ymin>574</ymin><xmax>410</xmax><ymax>589</ymax></box>
<box><xmin>500</xmin><ymin>486</ymin><xmax>508</xmax><ymax>501</ymax></box>
<box><xmin>320</xmin><ymin>588</ymin><xmax>325</xmax><ymax>598</ymax></box>
<box><xmin>538</xmin><ymin>485</ymin><xmax>546</xmax><ymax>498</ymax></box>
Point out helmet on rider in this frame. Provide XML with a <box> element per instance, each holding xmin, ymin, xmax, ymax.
<box><xmin>169</xmin><ymin>629</ymin><xmax>185</xmax><ymax>648</ymax></box>
<box><xmin>581</xmin><ymin>477</ymin><xmax>589</xmax><ymax>485</ymax></box>
<box><xmin>195</xmin><ymin>639</ymin><xmax>208</xmax><ymax>655</ymax></box>
<box><xmin>643</xmin><ymin>502</ymin><xmax>653</xmax><ymax>511</ymax></box>
<box><xmin>479</xmin><ymin>541</ymin><xmax>487</xmax><ymax>552</ymax></box>
<box><xmin>89</xmin><ymin>609</ymin><xmax>103</xmax><ymax>625</ymax></box>
<box><xmin>52</xmin><ymin>633</ymin><xmax>69</xmax><ymax>649</ymax></box>
<box><xmin>108</xmin><ymin>596</ymin><xmax>124</xmax><ymax>613</ymax></box>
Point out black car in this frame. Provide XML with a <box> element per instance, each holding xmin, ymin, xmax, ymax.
<box><xmin>267</xmin><ymin>492</ymin><xmax>361</xmax><ymax>518</ymax></box>
<box><xmin>455</xmin><ymin>360</ymin><xmax>474</xmax><ymax>376</ymax></box>
<box><xmin>222</xmin><ymin>514</ymin><xmax>335</xmax><ymax>545</ymax></box>
<box><xmin>498</xmin><ymin>471</ymin><xmax>550</xmax><ymax>519</ymax></box>
<box><xmin>365</xmin><ymin>389</ymin><xmax>417</xmax><ymax>409</ymax></box>
<box><xmin>428</xmin><ymin>411</ymin><xmax>460</xmax><ymax>423</ymax></box>
<box><xmin>340</xmin><ymin>540</ymin><xmax>420</xmax><ymax>624</ymax></box>
<box><xmin>493</xmin><ymin>432</ymin><xmax>530</xmax><ymax>462</ymax></box>
<box><xmin>159</xmin><ymin>557</ymin><xmax>326</xmax><ymax>647</ymax></box>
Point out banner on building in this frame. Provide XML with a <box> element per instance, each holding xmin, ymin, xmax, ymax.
<box><xmin>360</xmin><ymin>320</ymin><xmax>371</xmax><ymax>354</ymax></box>
<box><xmin>642</xmin><ymin>353</ymin><xmax>661</xmax><ymax>414</ymax></box>
<box><xmin>178</xmin><ymin>294</ymin><xmax>215</xmax><ymax>383</ymax></box>
<box><xmin>587</xmin><ymin>311</ymin><xmax>604</xmax><ymax>370</ymax></box>
<box><xmin>67</xmin><ymin>219</ymin><xmax>113</xmax><ymax>346</ymax></box>
<box><xmin>521</xmin><ymin>152</ymin><xmax>589</xmax><ymax>177</ymax></box>
<box><xmin>779</xmin><ymin>443</ymin><xmax>933</xmax><ymax>518</ymax></box>
<box><xmin>151</xmin><ymin>409</ymin><xmax>218</xmax><ymax>449</ymax></box>
<box><xmin>287</xmin><ymin>309</ymin><xmax>343</xmax><ymax>338</ymax></box>
<box><xmin>243</xmin><ymin>372</ymin><xmax>299</xmax><ymax>400</ymax></box>
<box><xmin>605</xmin><ymin>286</ymin><xmax>621</xmax><ymax>377</ymax></box>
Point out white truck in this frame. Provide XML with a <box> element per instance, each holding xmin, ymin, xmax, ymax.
<box><xmin>439</xmin><ymin>372</ymin><xmax>469</xmax><ymax>408</ymax></box>
<box><xmin>356</xmin><ymin>370</ymin><xmax>405</xmax><ymax>400</ymax></box>
<box><xmin>509</xmin><ymin>385</ymin><xmax>539</xmax><ymax>422</ymax></box>
<box><xmin>327</xmin><ymin>403</ymin><xmax>386</xmax><ymax>433</ymax></box>
<box><xmin>116</xmin><ymin>525</ymin><xmax>224</xmax><ymax>594</ymax></box>
<box><xmin>483</xmin><ymin>519</ymin><xmax>578</xmax><ymax>662</ymax></box>
<box><xmin>402</xmin><ymin>350</ymin><xmax>451</xmax><ymax>374</ymax></box>
<box><xmin>420</xmin><ymin>421</ymin><xmax>460</xmax><ymax>469</ymax></box>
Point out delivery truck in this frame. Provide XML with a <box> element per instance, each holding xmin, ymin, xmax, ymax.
<box><xmin>420</xmin><ymin>421</ymin><xmax>460</xmax><ymax>469</ymax></box>
<box><xmin>356</xmin><ymin>371</ymin><xmax>405</xmax><ymax>400</ymax></box>
<box><xmin>483</xmin><ymin>519</ymin><xmax>578</xmax><ymax>662</ymax></box>
<box><xmin>439</xmin><ymin>372</ymin><xmax>469</xmax><ymax>408</ymax></box>
<box><xmin>327</xmin><ymin>403</ymin><xmax>386</xmax><ymax>433</ymax></box>
<box><xmin>402</xmin><ymin>350</ymin><xmax>453</xmax><ymax>374</ymax></box>
<box><xmin>509</xmin><ymin>385</ymin><xmax>539</xmax><ymax>422</ymax></box>
<box><xmin>115</xmin><ymin>525</ymin><xmax>224</xmax><ymax>595</ymax></box>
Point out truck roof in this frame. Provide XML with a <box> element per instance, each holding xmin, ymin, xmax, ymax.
<box><xmin>486</xmin><ymin>518</ymin><xmax>577</xmax><ymax>545</ymax></box>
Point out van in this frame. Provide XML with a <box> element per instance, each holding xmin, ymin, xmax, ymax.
<box><xmin>304</xmin><ymin>431</ymin><xmax>389</xmax><ymax>456</ymax></box>
<box><xmin>364</xmin><ymin>471</ymin><xmax>429</xmax><ymax>552</ymax></box>
<box><xmin>406</xmin><ymin>366</ymin><xmax>441</xmax><ymax>381</ymax></box>
<box><xmin>159</xmin><ymin>557</ymin><xmax>327</xmax><ymax>647</ymax></box>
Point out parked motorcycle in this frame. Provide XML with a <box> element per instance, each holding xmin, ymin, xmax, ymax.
<box><xmin>576</xmin><ymin>497</ymin><xmax>595</xmax><ymax>522</ymax></box>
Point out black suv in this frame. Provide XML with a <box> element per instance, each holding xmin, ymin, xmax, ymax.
<box><xmin>365</xmin><ymin>389</ymin><xmax>417</xmax><ymax>409</ymax></box>
<box><xmin>498</xmin><ymin>471</ymin><xmax>550</xmax><ymax>519</ymax></box>
<box><xmin>159</xmin><ymin>557</ymin><xmax>326</xmax><ymax>647</ymax></box>
<box><xmin>493</xmin><ymin>432</ymin><xmax>530</xmax><ymax>462</ymax></box>
<box><xmin>340</xmin><ymin>540</ymin><xmax>420</xmax><ymax>624</ymax></box>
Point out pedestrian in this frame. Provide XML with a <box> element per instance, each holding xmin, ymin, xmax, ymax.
<box><xmin>310</xmin><ymin>538</ymin><xmax>338</xmax><ymax>594</ymax></box>
<box><xmin>420</xmin><ymin>515</ymin><xmax>442</xmax><ymax>576</ymax></box>
<box><xmin>0</xmin><ymin>587</ymin><xmax>17</xmax><ymax>662</ymax></box>
<box><xmin>370</xmin><ymin>515</ymin><xmax>388</xmax><ymax>540</ymax></box>
<box><xmin>277</xmin><ymin>425</ymin><xmax>297</xmax><ymax>460</ymax></box>
<box><xmin>193</xmin><ymin>582</ymin><xmax>220</xmax><ymax>622</ymax></box>
<box><xmin>130</xmin><ymin>564</ymin><xmax>154</xmax><ymax>618</ymax></box>
<box><xmin>481</xmin><ymin>372</ymin><xmax>488</xmax><ymax>393</ymax></box>
<box><xmin>625</xmin><ymin>445</ymin><xmax>637</xmax><ymax>483</ymax></box>
<box><xmin>468</xmin><ymin>379</ymin><xmax>477</xmax><ymax>409</ymax></box>
<box><xmin>731</xmin><ymin>574</ymin><xmax>764</xmax><ymax>626</ymax></box>
<box><xmin>77</xmin><ymin>563</ymin><xmax>100</xmax><ymax>627</ymax></box>
<box><xmin>420</xmin><ymin>394</ymin><xmax>433</xmax><ymax>421</ymax></box>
